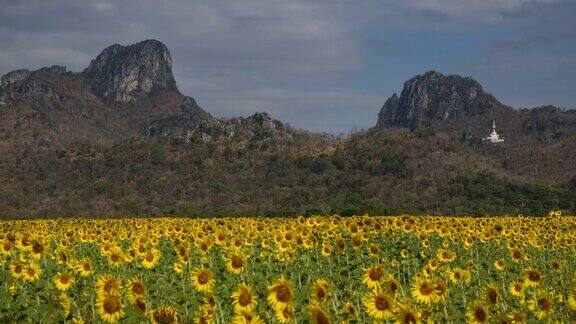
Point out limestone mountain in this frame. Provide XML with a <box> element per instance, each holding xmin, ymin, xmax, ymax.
<box><xmin>82</xmin><ymin>39</ymin><xmax>178</xmax><ymax>102</ymax></box>
<box><xmin>0</xmin><ymin>40</ymin><xmax>213</xmax><ymax>151</ymax></box>
<box><xmin>377</xmin><ymin>71</ymin><xmax>504</xmax><ymax>128</ymax></box>
<box><xmin>375</xmin><ymin>71</ymin><xmax>576</xmax><ymax>182</ymax></box>
<box><xmin>376</xmin><ymin>71</ymin><xmax>576</xmax><ymax>144</ymax></box>
<box><xmin>0</xmin><ymin>41</ymin><xmax>575</xmax><ymax>217</ymax></box>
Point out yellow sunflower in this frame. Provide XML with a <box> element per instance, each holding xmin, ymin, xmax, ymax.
<box><xmin>97</xmin><ymin>275</ymin><xmax>121</xmax><ymax>296</ymax></box>
<box><xmin>54</xmin><ymin>272</ymin><xmax>75</xmax><ymax>292</ymax></box>
<box><xmin>142</xmin><ymin>248</ymin><xmax>161</xmax><ymax>269</ymax></box>
<box><xmin>311</xmin><ymin>278</ymin><xmax>330</xmax><ymax>304</ymax></box>
<box><xmin>308</xmin><ymin>303</ymin><xmax>331</xmax><ymax>324</ymax></box>
<box><xmin>59</xmin><ymin>293</ymin><xmax>71</xmax><ymax>317</ymax></box>
<box><xmin>9</xmin><ymin>261</ymin><xmax>24</xmax><ymax>278</ymax></box>
<box><xmin>75</xmin><ymin>258</ymin><xmax>93</xmax><ymax>277</ymax></box>
<box><xmin>527</xmin><ymin>290</ymin><xmax>553</xmax><ymax>320</ymax></box>
<box><xmin>126</xmin><ymin>278</ymin><xmax>147</xmax><ymax>303</ymax></box>
<box><xmin>190</xmin><ymin>266</ymin><xmax>215</xmax><ymax>293</ymax></box>
<box><xmin>484</xmin><ymin>284</ymin><xmax>499</xmax><ymax>307</ymax></box>
<box><xmin>493</xmin><ymin>259</ymin><xmax>505</xmax><ymax>271</ymax></box>
<box><xmin>151</xmin><ymin>306</ymin><xmax>180</xmax><ymax>324</ymax></box>
<box><xmin>274</xmin><ymin>303</ymin><xmax>295</xmax><ymax>323</ymax></box>
<box><xmin>231</xmin><ymin>283</ymin><xmax>258</xmax><ymax>312</ymax></box>
<box><xmin>22</xmin><ymin>263</ymin><xmax>42</xmax><ymax>282</ymax></box>
<box><xmin>410</xmin><ymin>276</ymin><xmax>437</xmax><ymax>305</ymax></box>
<box><xmin>447</xmin><ymin>268</ymin><xmax>471</xmax><ymax>285</ymax></box>
<box><xmin>194</xmin><ymin>305</ymin><xmax>216</xmax><ymax>324</ymax></box>
<box><xmin>107</xmin><ymin>247</ymin><xmax>125</xmax><ymax>268</ymax></box>
<box><xmin>466</xmin><ymin>301</ymin><xmax>489</xmax><ymax>323</ymax></box>
<box><xmin>267</xmin><ymin>276</ymin><xmax>294</xmax><ymax>310</ymax></box>
<box><xmin>362</xmin><ymin>289</ymin><xmax>396</xmax><ymax>320</ymax></box>
<box><xmin>225</xmin><ymin>252</ymin><xmax>248</xmax><ymax>275</ymax></box>
<box><xmin>395</xmin><ymin>304</ymin><xmax>421</xmax><ymax>324</ymax></box>
<box><xmin>96</xmin><ymin>294</ymin><xmax>125</xmax><ymax>323</ymax></box>
<box><xmin>231</xmin><ymin>310</ymin><xmax>265</xmax><ymax>324</ymax></box>
<box><xmin>133</xmin><ymin>297</ymin><xmax>148</xmax><ymax>317</ymax></box>
<box><xmin>523</xmin><ymin>268</ymin><xmax>543</xmax><ymax>287</ymax></box>
<box><xmin>508</xmin><ymin>282</ymin><xmax>524</xmax><ymax>298</ymax></box>
<box><xmin>437</xmin><ymin>249</ymin><xmax>456</xmax><ymax>262</ymax></box>
<box><xmin>362</xmin><ymin>264</ymin><xmax>386</xmax><ymax>289</ymax></box>
<box><xmin>342</xmin><ymin>301</ymin><xmax>356</xmax><ymax>319</ymax></box>
<box><xmin>367</xmin><ymin>244</ymin><xmax>380</xmax><ymax>258</ymax></box>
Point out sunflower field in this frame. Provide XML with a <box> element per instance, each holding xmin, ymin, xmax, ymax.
<box><xmin>1</xmin><ymin>214</ymin><xmax>576</xmax><ymax>323</ymax></box>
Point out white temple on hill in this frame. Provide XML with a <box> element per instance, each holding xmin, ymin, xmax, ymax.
<box><xmin>483</xmin><ymin>120</ymin><xmax>504</xmax><ymax>143</ymax></box>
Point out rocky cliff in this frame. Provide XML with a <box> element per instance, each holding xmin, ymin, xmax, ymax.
<box><xmin>82</xmin><ymin>39</ymin><xmax>177</xmax><ymax>102</ymax></box>
<box><xmin>377</xmin><ymin>71</ymin><xmax>503</xmax><ymax>128</ymax></box>
<box><xmin>147</xmin><ymin>111</ymin><xmax>293</xmax><ymax>145</ymax></box>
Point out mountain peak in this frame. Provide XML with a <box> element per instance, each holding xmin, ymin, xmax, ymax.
<box><xmin>82</xmin><ymin>39</ymin><xmax>177</xmax><ymax>102</ymax></box>
<box><xmin>377</xmin><ymin>71</ymin><xmax>498</xmax><ymax>128</ymax></box>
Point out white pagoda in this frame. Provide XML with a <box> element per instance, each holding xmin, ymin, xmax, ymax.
<box><xmin>483</xmin><ymin>121</ymin><xmax>504</xmax><ymax>143</ymax></box>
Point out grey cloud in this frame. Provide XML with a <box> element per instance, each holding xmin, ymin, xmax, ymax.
<box><xmin>0</xmin><ymin>0</ymin><xmax>574</xmax><ymax>133</ymax></box>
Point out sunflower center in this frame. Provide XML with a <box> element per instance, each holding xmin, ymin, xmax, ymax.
<box><xmin>537</xmin><ymin>297</ymin><xmax>551</xmax><ymax>311</ymax></box>
<box><xmin>420</xmin><ymin>283</ymin><xmax>433</xmax><ymax>295</ymax></box>
<box><xmin>514</xmin><ymin>285</ymin><xmax>522</xmax><ymax>292</ymax></box>
<box><xmin>231</xmin><ymin>256</ymin><xmax>244</xmax><ymax>269</ymax></box>
<box><xmin>197</xmin><ymin>272</ymin><xmax>210</xmax><ymax>285</ymax></box>
<box><xmin>474</xmin><ymin>307</ymin><xmax>487</xmax><ymax>321</ymax></box>
<box><xmin>135</xmin><ymin>298</ymin><xmax>147</xmax><ymax>313</ymax></box>
<box><xmin>111</xmin><ymin>254</ymin><xmax>119</xmax><ymax>262</ymax></box>
<box><xmin>487</xmin><ymin>289</ymin><xmax>498</xmax><ymax>304</ymax></box>
<box><xmin>369</xmin><ymin>268</ymin><xmax>384</xmax><ymax>281</ymax></box>
<box><xmin>345</xmin><ymin>304</ymin><xmax>355</xmax><ymax>315</ymax></box>
<box><xmin>316</xmin><ymin>287</ymin><xmax>326</xmax><ymax>300</ymax></box>
<box><xmin>103</xmin><ymin>296</ymin><xmax>120</xmax><ymax>314</ymax></box>
<box><xmin>374</xmin><ymin>296</ymin><xmax>390</xmax><ymax>311</ymax></box>
<box><xmin>389</xmin><ymin>281</ymin><xmax>398</xmax><ymax>292</ymax></box>
<box><xmin>153</xmin><ymin>308</ymin><xmax>177</xmax><ymax>324</ymax></box>
<box><xmin>403</xmin><ymin>312</ymin><xmax>417</xmax><ymax>323</ymax></box>
<box><xmin>314</xmin><ymin>311</ymin><xmax>330</xmax><ymax>324</ymax></box>
<box><xmin>26</xmin><ymin>268</ymin><xmax>36</xmax><ymax>276</ymax></box>
<box><xmin>146</xmin><ymin>254</ymin><xmax>154</xmax><ymax>262</ymax></box>
<box><xmin>132</xmin><ymin>282</ymin><xmax>145</xmax><ymax>295</ymax></box>
<box><xmin>60</xmin><ymin>275</ymin><xmax>70</xmax><ymax>284</ymax></box>
<box><xmin>32</xmin><ymin>242</ymin><xmax>43</xmax><ymax>254</ymax></box>
<box><xmin>83</xmin><ymin>263</ymin><xmax>91</xmax><ymax>271</ymax></box>
<box><xmin>276</xmin><ymin>285</ymin><xmax>292</xmax><ymax>302</ymax></box>
<box><xmin>282</xmin><ymin>306</ymin><xmax>293</xmax><ymax>318</ymax></box>
<box><xmin>528</xmin><ymin>271</ymin><xmax>540</xmax><ymax>282</ymax></box>
<box><xmin>238</xmin><ymin>291</ymin><xmax>252</xmax><ymax>306</ymax></box>
<box><xmin>104</xmin><ymin>280</ymin><xmax>117</xmax><ymax>293</ymax></box>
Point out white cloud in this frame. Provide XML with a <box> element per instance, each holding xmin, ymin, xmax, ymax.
<box><xmin>390</xmin><ymin>0</ymin><xmax>557</xmax><ymax>22</ymax></box>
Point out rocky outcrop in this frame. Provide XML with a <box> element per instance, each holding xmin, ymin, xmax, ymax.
<box><xmin>147</xmin><ymin>110</ymin><xmax>291</xmax><ymax>144</ymax></box>
<box><xmin>36</xmin><ymin>65</ymin><xmax>68</xmax><ymax>75</ymax></box>
<box><xmin>20</xmin><ymin>78</ymin><xmax>62</xmax><ymax>100</ymax></box>
<box><xmin>1</xmin><ymin>69</ymin><xmax>31</xmax><ymax>88</ymax></box>
<box><xmin>376</xmin><ymin>71</ymin><xmax>500</xmax><ymax>128</ymax></box>
<box><xmin>521</xmin><ymin>105</ymin><xmax>576</xmax><ymax>142</ymax></box>
<box><xmin>146</xmin><ymin>96</ymin><xmax>213</xmax><ymax>138</ymax></box>
<box><xmin>82</xmin><ymin>39</ymin><xmax>177</xmax><ymax>102</ymax></box>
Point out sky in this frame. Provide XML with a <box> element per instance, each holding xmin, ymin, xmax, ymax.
<box><xmin>1</xmin><ymin>0</ymin><xmax>575</xmax><ymax>134</ymax></box>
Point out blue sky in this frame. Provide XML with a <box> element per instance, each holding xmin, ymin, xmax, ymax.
<box><xmin>1</xmin><ymin>0</ymin><xmax>574</xmax><ymax>134</ymax></box>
